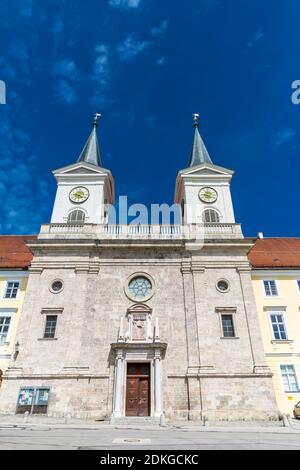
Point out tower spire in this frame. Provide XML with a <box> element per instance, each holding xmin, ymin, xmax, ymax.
<box><xmin>189</xmin><ymin>113</ymin><xmax>213</xmax><ymax>167</ymax></box>
<box><xmin>77</xmin><ymin>113</ymin><xmax>102</xmax><ymax>167</ymax></box>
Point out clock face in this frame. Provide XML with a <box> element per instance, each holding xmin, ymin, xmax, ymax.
<box><xmin>69</xmin><ymin>186</ymin><xmax>89</xmax><ymax>204</ymax></box>
<box><xmin>199</xmin><ymin>187</ymin><xmax>218</xmax><ymax>203</ymax></box>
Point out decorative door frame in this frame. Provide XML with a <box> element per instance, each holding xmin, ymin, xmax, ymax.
<box><xmin>111</xmin><ymin>342</ymin><xmax>167</xmax><ymax>419</ymax></box>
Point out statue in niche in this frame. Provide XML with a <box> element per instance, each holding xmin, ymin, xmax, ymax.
<box><xmin>132</xmin><ymin>315</ymin><xmax>146</xmax><ymax>341</ymax></box>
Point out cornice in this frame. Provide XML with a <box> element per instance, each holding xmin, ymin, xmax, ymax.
<box><xmin>252</xmin><ymin>269</ymin><xmax>300</xmax><ymax>277</ymax></box>
<box><xmin>168</xmin><ymin>372</ymin><xmax>273</xmax><ymax>378</ymax></box>
<box><xmin>3</xmin><ymin>373</ymin><xmax>110</xmax><ymax>380</ymax></box>
<box><xmin>0</xmin><ymin>270</ymin><xmax>29</xmax><ymax>278</ymax></box>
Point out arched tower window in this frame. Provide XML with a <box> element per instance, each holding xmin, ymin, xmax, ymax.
<box><xmin>202</xmin><ymin>209</ymin><xmax>220</xmax><ymax>223</ymax></box>
<box><xmin>67</xmin><ymin>210</ymin><xmax>85</xmax><ymax>224</ymax></box>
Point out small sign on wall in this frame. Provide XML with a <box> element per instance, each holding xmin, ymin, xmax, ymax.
<box><xmin>287</xmin><ymin>396</ymin><xmax>293</xmax><ymax>401</ymax></box>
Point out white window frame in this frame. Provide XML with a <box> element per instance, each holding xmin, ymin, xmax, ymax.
<box><xmin>2</xmin><ymin>280</ymin><xmax>21</xmax><ymax>300</ymax></box>
<box><xmin>0</xmin><ymin>316</ymin><xmax>12</xmax><ymax>343</ymax></box>
<box><xmin>278</xmin><ymin>364</ymin><xmax>300</xmax><ymax>394</ymax></box>
<box><xmin>262</xmin><ymin>279</ymin><xmax>279</xmax><ymax>298</ymax></box>
<box><xmin>268</xmin><ymin>311</ymin><xmax>288</xmax><ymax>341</ymax></box>
<box><xmin>0</xmin><ymin>308</ymin><xmax>17</xmax><ymax>344</ymax></box>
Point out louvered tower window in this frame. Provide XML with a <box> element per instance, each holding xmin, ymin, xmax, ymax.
<box><xmin>67</xmin><ymin>210</ymin><xmax>85</xmax><ymax>224</ymax></box>
<box><xmin>202</xmin><ymin>209</ymin><xmax>220</xmax><ymax>223</ymax></box>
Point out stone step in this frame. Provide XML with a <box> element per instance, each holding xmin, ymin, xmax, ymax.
<box><xmin>110</xmin><ymin>416</ymin><xmax>161</xmax><ymax>425</ymax></box>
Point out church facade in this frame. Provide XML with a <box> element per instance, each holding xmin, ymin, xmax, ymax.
<box><xmin>0</xmin><ymin>115</ymin><xmax>279</xmax><ymax>421</ymax></box>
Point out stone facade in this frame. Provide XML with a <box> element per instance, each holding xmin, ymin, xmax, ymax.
<box><xmin>0</xmin><ymin>237</ymin><xmax>279</xmax><ymax>421</ymax></box>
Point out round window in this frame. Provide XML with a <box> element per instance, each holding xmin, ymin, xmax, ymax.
<box><xmin>216</xmin><ymin>279</ymin><xmax>230</xmax><ymax>293</ymax></box>
<box><xmin>127</xmin><ymin>276</ymin><xmax>152</xmax><ymax>301</ymax></box>
<box><xmin>50</xmin><ymin>280</ymin><xmax>63</xmax><ymax>294</ymax></box>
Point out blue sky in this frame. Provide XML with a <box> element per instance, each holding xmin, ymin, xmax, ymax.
<box><xmin>0</xmin><ymin>0</ymin><xmax>299</xmax><ymax>236</ymax></box>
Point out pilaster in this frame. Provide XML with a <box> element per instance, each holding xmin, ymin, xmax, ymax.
<box><xmin>237</xmin><ymin>267</ymin><xmax>272</xmax><ymax>374</ymax></box>
<box><xmin>181</xmin><ymin>258</ymin><xmax>202</xmax><ymax>420</ymax></box>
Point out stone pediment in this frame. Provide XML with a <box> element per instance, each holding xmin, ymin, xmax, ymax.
<box><xmin>179</xmin><ymin>163</ymin><xmax>234</xmax><ymax>177</ymax></box>
<box><xmin>64</xmin><ymin>167</ymin><xmax>99</xmax><ymax>174</ymax></box>
<box><xmin>52</xmin><ymin>161</ymin><xmax>110</xmax><ymax>176</ymax></box>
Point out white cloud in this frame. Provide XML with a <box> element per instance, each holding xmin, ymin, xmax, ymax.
<box><xmin>150</xmin><ymin>20</ymin><xmax>168</xmax><ymax>37</ymax></box>
<box><xmin>52</xmin><ymin>59</ymin><xmax>79</xmax><ymax>80</ymax></box>
<box><xmin>247</xmin><ymin>29</ymin><xmax>264</xmax><ymax>48</ymax></box>
<box><xmin>90</xmin><ymin>44</ymin><xmax>113</xmax><ymax>107</ymax></box>
<box><xmin>156</xmin><ymin>57</ymin><xmax>166</xmax><ymax>66</ymax></box>
<box><xmin>0</xmin><ymin>114</ymin><xmax>52</xmax><ymax>233</ymax></box>
<box><xmin>51</xmin><ymin>15</ymin><xmax>65</xmax><ymax>48</ymax></box>
<box><xmin>50</xmin><ymin>9</ymin><xmax>80</xmax><ymax>51</ymax></box>
<box><xmin>274</xmin><ymin>128</ymin><xmax>296</xmax><ymax>147</ymax></box>
<box><xmin>204</xmin><ymin>0</ymin><xmax>219</xmax><ymax>9</ymax></box>
<box><xmin>117</xmin><ymin>34</ymin><xmax>152</xmax><ymax>61</ymax></box>
<box><xmin>0</xmin><ymin>57</ymin><xmax>16</xmax><ymax>81</ymax></box>
<box><xmin>109</xmin><ymin>0</ymin><xmax>141</xmax><ymax>8</ymax></box>
<box><xmin>146</xmin><ymin>116</ymin><xmax>156</xmax><ymax>129</ymax></box>
<box><xmin>8</xmin><ymin>40</ymin><xmax>30</xmax><ymax>76</ymax></box>
<box><xmin>93</xmin><ymin>44</ymin><xmax>110</xmax><ymax>85</ymax></box>
<box><xmin>51</xmin><ymin>59</ymin><xmax>79</xmax><ymax>104</ymax></box>
<box><xmin>52</xmin><ymin>15</ymin><xmax>64</xmax><ymax>36</ymax></box>
<box><xmin>19</xmin><ymin>0</ymin><xmax>33</xmax><ymax>18</ymax></box>
<box><xmin>55</xmin><ymin>79</ymin><xmax>78</xmax><ymax>104</ymax></box>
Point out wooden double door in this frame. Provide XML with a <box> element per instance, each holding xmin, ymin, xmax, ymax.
<box><xmin>126</xmin><ymin>363</ymin><xmax>150</xmax><ymax>417</ymax></box>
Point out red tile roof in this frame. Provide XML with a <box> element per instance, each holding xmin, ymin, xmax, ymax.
<box><xmin>0</xmin><ymin>235</ymin><xmax>299</xmax><ymax>270</ymax></box>
<box><xmin>248</xmin><ymin>238</ymin><xmax>300</xmax><ymax>268</ymax></box>
<box><xmin>0</xmin><ymin>235</ymin><xmax>36</xmax><ymax>269</ymax></box>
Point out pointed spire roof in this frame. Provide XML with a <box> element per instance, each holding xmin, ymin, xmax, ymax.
<box><xmin>77</xmin><ymin>113</ymin><xmax>102</xmax><ymax>167</ymax></box>
<box><xmin>188</xmin><ymin>113</ymin><xmax>213</xmax><ymax>167</ymax></box>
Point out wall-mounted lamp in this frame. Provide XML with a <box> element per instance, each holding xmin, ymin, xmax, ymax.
<box><xmin>14</xmin><ymin>341</ymin><xmax>20</xmax><ymax>360</ymax></box>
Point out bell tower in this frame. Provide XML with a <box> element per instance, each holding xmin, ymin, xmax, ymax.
<box><xmin>50</xmin><ymin>114</ymin><xmax>115</xmax><ymax>225</ymax></box>
<box><xmin>174</xmin><ymin>114</ymin><xmax>236</xmax><ymax>227</ymax></box>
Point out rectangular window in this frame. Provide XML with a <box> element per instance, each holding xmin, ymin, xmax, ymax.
<box><xmin>44</xmin><ymin>315</ymin><xmax>57</xmax><ymax>339</ymax></box>
<box><xmin>0</xmin><ymin>316</ymin><xmax>11</xmax><ymax>342</ymax></box>
<box><xmin>4</xmin><ymin>281</ymin><xmax>20</xmax><ymax>299</ymax></box>
<box><xmin>270</xmin><ymin>313</ymin><xmax>287</xmax><ymax>340</ymax></box>
<box><xmin>297</xmin><ymin>280</ymin><xmax>300</xmax><ymax>293</ymax></box>
<box><xmin>263</xmin><ymin>280</ymin><xmax>278</xmax><ymax>296</ymax></box>
<box><xmin>35</xmin><ymin>388</ymin><xmax>50</xmax><ymax>406</ymax></box>
<box><xmin>280</xmin><ymin>365</ymin><xmax>299</xmax><ymax>392</ymax></box>
<box><xmin>221</xmin><ymin>314</ymin><xmax>235</xmax><ymax>337</ymax></box>
<box><xmin>16</xmin><ymin>387</ymin><xmax>50</xmax><ymax>414</ymax></box>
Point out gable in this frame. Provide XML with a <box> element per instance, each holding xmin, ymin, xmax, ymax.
<box><xmin>179</xmin><ymin>163</ymin><xmax>234</xmax><ymax>177</ymax></box>
<box><xmin>64</xmin><ymin>167</ymin><xmax>99</xmax><ymax>175</ymax></box>
<box><xmin>52</xmin><ymin>161</ymin><xmax>109</xmax><ymax>176</ymax></box>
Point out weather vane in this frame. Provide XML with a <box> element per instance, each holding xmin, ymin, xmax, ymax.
<box><xmin>93</xmin><ymin>113</ymin><xmax>101</xmax><ymax>127</ymax></box>
<box><xmin>193</xmin><ymin>113</ymin><xmax>199</xmax><ymax>128</ymax></box>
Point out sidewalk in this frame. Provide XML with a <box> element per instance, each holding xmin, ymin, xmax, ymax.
<box><xmin>0</xmin><ymin>413</ymin><xmax>299</xmax><ymax>433</ymax></box>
